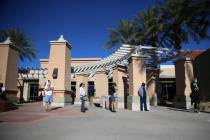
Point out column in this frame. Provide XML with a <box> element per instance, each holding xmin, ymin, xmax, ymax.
<box><xmin>95</xmin><ymin>72</ymin><xmax>108</xmax><ymax>108</ymax></box>
<box><xmin>127</xmin><ymin>54</ymin><xmax>146</xmax><ymax>111</ymax></box>
<box><xmin>147</xmin><ymin>75</ymin><xmax>157</xmax><ymax>107</ymax></box>
<box><xmin>46</xmin><ymin>35</ymin><xmax>71</xmax><ymax>106</ymax></box>
<box><xmin>95</xmin><ymin>72</ymin><xmax>108</xmax><ymax>97</ymax></box>
<box><xmin>113</xmin><ymin>65</ymin><xmax>127</xmax><ymax>109</ymax></box>
<box><xmin>0</xmin><ymin>38</ymin><xmax>19</xmax><ymax>102</ymax></box>
<box><xmin>174</xmin><ymin>58</ymin><xmax>194</xmax><ymax>109</ymax></box>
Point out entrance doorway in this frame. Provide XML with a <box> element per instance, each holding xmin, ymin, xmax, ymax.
<box><xmin>29</xmin><ymin>83</ymin><xmax>39</xmax><ymax>101</ymax></box>
<box><xmin>71</xmin><ymin>81</ymin><xmax>76</xmax><ymax>93</ymax></box>
<box><xmin>159</xmin><ymin>79</ymin><xmax>176</xmax><ymax>106</ymax></box>
<box><xmin>123</xmin><ymin>77</ymin><xmax>129</xmax><ymax>109</ymax></box>
<box><xmin>88</xmin><ymin>81</ymin><xmax>95</xmax><ymax>96</ymax></box>
<box><xmin>108</xmin><ymin>78</ymin><xmax>114</xmax><ymax>96</ymax></box>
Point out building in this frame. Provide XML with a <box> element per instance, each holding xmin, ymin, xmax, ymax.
<box><xmin>1</xmin><ymin>35</ymin><xmax>209</xmax><ymax>112</ymax></box>
<box><xmin>16</xmin><ymin>35</ymin><xmax>180</xmax><ymax>110</ymax></box>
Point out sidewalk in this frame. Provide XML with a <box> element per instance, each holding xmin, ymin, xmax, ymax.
<box><xmin>0</xmin><ymin>102</ymin><xmax>210</xmax><ymax>140</ymax></box>
<box><xmin>0</xmin><ymin>102</ymin><xmax>95</xmax><ymax>124</ymax></box>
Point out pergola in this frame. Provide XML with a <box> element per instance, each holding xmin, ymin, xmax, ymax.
<box><xmin>73</xmin><ymin>44</ymin><xmax>186</xmax><ymax>76</ymax></box>
<box><xmin>18</xmin><ymin>44</ymin><xmax>187</xmax><ymax>79</ymax></box>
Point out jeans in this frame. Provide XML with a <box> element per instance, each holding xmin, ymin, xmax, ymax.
<box><xmin>140</xmin><ymin>97</ymin><xmax>147</xmax><ymax>111</ymax></box>
<box><xmin>80</xmin><ymin>97</ymin><xmax>85</xmax><ymax>112</ymax></box>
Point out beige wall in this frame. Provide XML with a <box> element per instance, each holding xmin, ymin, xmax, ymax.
<box><xmin>46</xmin><ymin>37</ymin><xmax>71</xmax><ymax>106</ymax></box>
<box><xmin>127</xmin><ymin>55</ymin><xmax>146</xmax><ymax>111</ymax></box>
<box><xmin>147</xmin><ymin>76</ymin><xmax>156</xmax><ymax>97</ymax></box>
<box><xmin>128</xmin><ymin>55</ymin><xmax>146</xmax><ymax>96</ymax></box>
<box><xmin>47</xmin><ymin>42</ymin><xmax>71</xmax><ymax>91</ymax></box>
<box><xmin>113</xmin><ymin>66</ymin><xmax>127</xmax><ymax>108</ymax></box>
<box><xmin>0</xmin><ymin>44</ymin><xmax>19</xmax><ymax>92</ymax></box>
<box><xmin>0</xmin><ymin>45</ymin><xmax>9</xmax><ymax>85</ymax></box>
<box><xmin>75</xmin><ymin>74</ymin><xmax>88</xmax><ymax>97</ymax></box>
<box><xmin>71</xmin><ymin>58</ymin><xmax>101</xmax><ymax>67</ymax></box>
<box><xmin>40</xmin><ymin>58</ymin><xmax>100</xmax><ymax>70</ymax></box>
<box><xmin>95</xmin><ymin>72</ymin><xmax>108</xmax><ymax>97</ymax></box>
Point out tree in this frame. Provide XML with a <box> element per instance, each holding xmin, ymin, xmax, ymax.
<box><xmin>135</xmin><ymin>6</ymin><xmax>166</xmax><ymax>67</ymax></box>
<box><xmin>136</xmin><ymin>6</ymin><xmax>164</xmax><ymax>48</ymax></box>
<box><xmin>0</xmin><ymin>28</ymin><xmax>37</xmax><ymax>61</ymax></box>
<box><xmin>159</xmin><ymin>0</ymin><xmax>210</xmax><ymax>50</ymax></box>
<box><xmin>106</xmin><ymin>19</ymin><xmax>139</xmax><ymax>49</ymax></box>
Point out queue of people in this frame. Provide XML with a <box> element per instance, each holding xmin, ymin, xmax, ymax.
<box><xmin>42</xmin><ymin>79</ymin><xmax>200</xmax><ymax>113</ymax></box>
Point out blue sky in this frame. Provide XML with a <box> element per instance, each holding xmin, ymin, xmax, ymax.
<box><xmin>0</xmin><ymin>0</ymin><xmax>209</xmax><ymax>68</ymax></box>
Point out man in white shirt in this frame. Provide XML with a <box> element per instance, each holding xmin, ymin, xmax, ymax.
<box><xmin>80</xmin><ymin>83</ymin><xmax>86</xmax><ymax>112</ymax></box>
<box><xmin>44</xmin><ymin>80</ymin><xmax>54</xmax><ymax>112</ymax></box>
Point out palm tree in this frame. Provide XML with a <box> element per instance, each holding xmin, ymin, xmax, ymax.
<box><xmin>0</xmin><ymin>28</ymin><xmax>37</xmax><ymax>61</ymax></box>
<box><xmin>135</xmin><ymin>7</ymin><xmax>166</xmax><ymax>106</ymax></box>
<box><xmin>135</xmin><ymin>6</ymin><xmax>167</xmax><ymax>68</ymax></box>
<box><xmin>135</xmin><ymin>6</ymin><xmax>164</xmax><ymax>48</ymax></box>
<box><xmin>106</xmin><ymin>19</ymin><xmax>139</xmax><ymax>49</ymax></box>
<box><xmin>159</xmin><ymin>0</ymin><xmax>210</xmax><ymax>50</ymax></box>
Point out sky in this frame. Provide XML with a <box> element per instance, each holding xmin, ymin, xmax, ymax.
<box><xmin>0</xmin><ymin>0</ymin><xmax>209</xmax><ymax>68</ymax></box>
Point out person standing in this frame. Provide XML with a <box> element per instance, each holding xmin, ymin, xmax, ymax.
<box><xmin>71</xmin><ymin>86</ymin><xmax>76</xmax><ymax>105</ymax></box>
<box><xmin>109</xmin><ymin>83</ymin><xmax>117</xmax><ymax>112</ymax></box>
<box><xmin>88</xmin><ymin>85</ymin><xmax>95</xmax><ymax>107</ymax></box>
<box><xmin>0</xmin><ymin>83</ymin><xmax>6</xmax><ymax>101</ymax></box>
<box><xmin>80</xmin><ymin>83</ymin><xmax>87</xmax><ymax>113</ymax></box>
<box><xmin>44</xmin><ymin>80</ymin><xmax>54</xmax><ymax>112</ymax></box>
<box><xmin>190</xmin><ymin>78</ymin><xmax>200</xmax><ymax>113</ymax></box>
<box><xmin>138</xmin><ymin>83</ymin><xmax>149</xmax><ymax>111</ymax></box>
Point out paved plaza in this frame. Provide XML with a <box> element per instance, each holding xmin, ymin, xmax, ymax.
<box><xmin>0</xmin><ymin>102</ymin><xmax>210</xmax><ymax>140</ymax></box>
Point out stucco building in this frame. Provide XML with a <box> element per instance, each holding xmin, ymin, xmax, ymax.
<box><xmin>1</xmin><ymin>35</ymin><xmax>209</xmax><ymax>112</ymax></box>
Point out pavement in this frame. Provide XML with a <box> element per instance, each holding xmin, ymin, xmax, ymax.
<box><xmin>0</xmin><ymin>102</ymin><xmax>210</xmax><ymax>140</ymax></box>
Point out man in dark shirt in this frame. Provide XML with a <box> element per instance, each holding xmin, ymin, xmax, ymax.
<box><xmin>190</xmin><ymin>79</ymin><xmax>200</xmax><ymax>113</ymax></box>
<box><xmin>138</xmin><ymin>83</ymin><xmax>149</xmax><ymax>111</ymax></box>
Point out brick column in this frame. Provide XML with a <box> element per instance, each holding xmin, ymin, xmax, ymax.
<box><xmin>47</xmin><ymin>35</ymin><xmax>71</xmax><ymax>106</ymax></box>
<box><xmin>0</xmin><ymin>38</ymin><xmax>19</xmax><ymax>102</ymax></box>
<box><xmin>127</xmin><ymin>54</ymin><xmax>146</xmax><ymax>111</ymax></box>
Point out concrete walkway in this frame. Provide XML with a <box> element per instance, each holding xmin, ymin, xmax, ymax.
<box><xmin>0</xmin><ymin>102</ymin><xmax>210</xmax><ymax>140</ymax></box>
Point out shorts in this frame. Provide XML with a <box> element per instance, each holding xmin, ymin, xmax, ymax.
<box><xmin>44</xmin><ymin>95</ymin><xmax>53</xmax><ymax>103</ymax></box>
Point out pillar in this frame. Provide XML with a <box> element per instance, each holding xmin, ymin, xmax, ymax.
<box><xmin>147</xmin><ymin>75</ymin><xmax>157</xmax><ymax>107</ymax></box>
<box><xmin>174</xmin><ymin>58</ymin><xmax>194</xmax><ymax>109</ymax></box>
<box><xmin>113</xmin><ymin>65</ymin><xmax>127</xmax><ymax>109</ymax></box>
<box><xmin>23</xmin><ymin>82</ymin><xmax>29</xmax><ymax>101</ymax></box>
<box><xmin>95</xmin><ymin>72</ymin><xmax>108</xmax><ymax>108</ymax></box>
<box><xmin>0</xmin><ymin>38</ymin><xmax>19</xmax><ymax>102</ymax></box>
<box><xmin>127</xmin><ymin>54</ymin><xmax>146</xmax><ymax>111</ymax></box>
<box><xmin>47</xmin><ymin>35</ymin><xmax>71</xmax><ymax>106</ymax></box>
